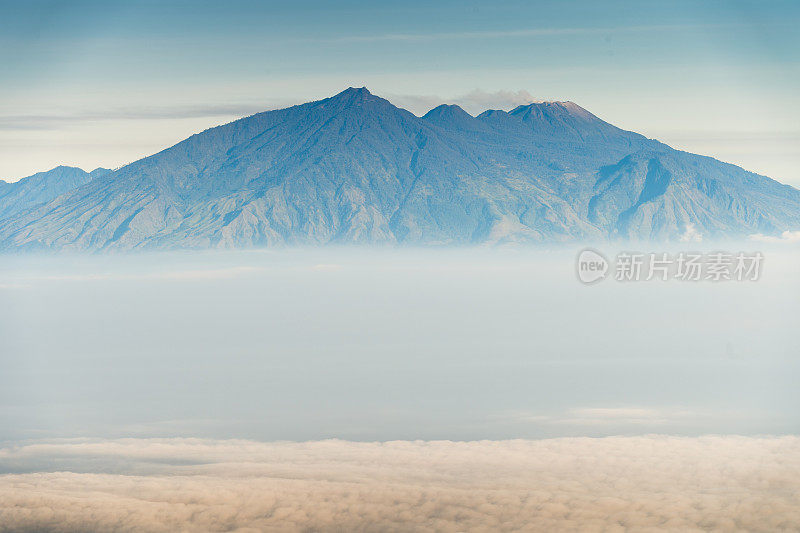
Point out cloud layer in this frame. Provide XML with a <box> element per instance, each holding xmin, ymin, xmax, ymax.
<box><xmin>1</xmin><ymin>436</ymin><xmax>798</xmax><ymax>532</ymax></box>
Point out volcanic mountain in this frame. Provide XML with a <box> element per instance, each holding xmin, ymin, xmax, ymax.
<box><xmin>0</xmin><ymin>87</ymin><xmax>798</xmax><ymax>250</ymax></box>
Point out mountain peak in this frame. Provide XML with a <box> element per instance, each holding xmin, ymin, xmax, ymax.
<box><xmin>52</xmin><ymin>165</ymin><xmax>83</xmax><ymax>172</ymax></box>
<box><xmin>90</xmin><ymin>167</ymin><xmax>112</xmax><ymax>178</ymax></box>
<box><xmin>0</xmin><ymin>165</ymin><xmax>95</xmax><ymax>221</ymax></box>
<box><xmin>331</xmin><ymin>86</ymin><xmax>375</xmax><ymax>102</ymax></box>
<box><xmin>423</xmin><ymin>104</ymin><xmax>472</xmax><ymax>120</ymax></box>
<box><xmin>504</xmin><ymin>100</ymin><xmax>633</xmax><ymax>141</ymax></box>
<box><xmin>319</xmin><ymin>87</ymin><xmax>396</xmax><ymax>114</ymax></box>
<box><xmin>422</xmin><ymin>104</ymin><xmax>486</xmax><ymax>132</ymax></box>
<box><xmin>509</xmin><ymin>101</ymin><xmax>593</xmax><ymax>119</ymax></box>
<box><xmin>476</xmin><ymin>109</ymin><xmax>509</xmax><ymax>119</ymax></box>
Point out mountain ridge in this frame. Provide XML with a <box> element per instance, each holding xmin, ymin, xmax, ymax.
<box><xmin>0</xmin><ymin>87</ymin><xmax>797</xmax><ymax>251</ymax></box>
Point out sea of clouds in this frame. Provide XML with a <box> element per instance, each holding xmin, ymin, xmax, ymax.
<box><xmin>2</xmin><ymin>248</ymin><xmax>798</xmax><ymax>530</ymax></box>
<box><xmin>1</xmin><ymin>436</ymin><xmax>798</xmax><ymax>532</ymax></box>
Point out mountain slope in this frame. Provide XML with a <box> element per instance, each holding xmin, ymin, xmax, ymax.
<box><xmin>588</xmin><ymin>149</ymin><xmax>800</xmax><ymax>239</ymax></box>
<box><xmin>0</xmin><ymin>88</ymin><xmax>798</xmax><ymax>251</ymax></box>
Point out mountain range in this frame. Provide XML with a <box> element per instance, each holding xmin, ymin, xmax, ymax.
<box><xmin>1</xmin><ymin>87</ymin><xmax>798</xmax><ymax>251</ymax></box>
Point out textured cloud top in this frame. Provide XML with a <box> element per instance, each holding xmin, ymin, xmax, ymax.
<box><xmin>1</xmin><ymin>436</ymin><xmax>799</xmax><ymax>532</ymax></box>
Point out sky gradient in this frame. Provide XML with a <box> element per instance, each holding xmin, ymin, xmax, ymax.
<box><xmin>1</xmin><ymin>0</ymin><xmax>799</xmax><ymax>184</ymax></box>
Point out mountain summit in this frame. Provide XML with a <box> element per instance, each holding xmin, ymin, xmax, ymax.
<box><xmin>0</xmin><ymin>88</ymin><xmax>798</xmax><ymax>250</ymax></box>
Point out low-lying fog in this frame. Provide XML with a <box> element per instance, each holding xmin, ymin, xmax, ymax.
<box><xmin>0</xmin><ymin>245</ymin><xmax>798</xmax><ymax>442</ymax></box>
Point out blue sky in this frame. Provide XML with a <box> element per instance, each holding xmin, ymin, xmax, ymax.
<box><xmin>1</xmin><ymin>0</ymin><xmax>799</xmax><ymax>183</ymax></box>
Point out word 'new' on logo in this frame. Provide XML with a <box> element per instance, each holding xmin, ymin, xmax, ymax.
<box><xmin>576</xmin><ymin>248</ymin><xmax>609</xmax><ymax>284</ymax></box>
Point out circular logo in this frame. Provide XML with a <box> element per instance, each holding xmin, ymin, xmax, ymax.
<box><xmin>576</xmin><ymin>248</ymin><xmax>609</xmax><ymax>284</ymax></box>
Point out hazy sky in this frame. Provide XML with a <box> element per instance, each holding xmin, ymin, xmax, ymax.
<box><xmin>2</xmin><ymin>248</ymin><xmax>798</xmax><ymax>442</ymax></box>
<box><xmin>1</xmin><ymin>0</ymin><xmax>799</xmax><ymax>184</ymax></box>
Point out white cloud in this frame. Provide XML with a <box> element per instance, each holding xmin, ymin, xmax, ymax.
<box><xmin>0</xmin><ymin>102</ymin><xmax>300</xmax><ymax>132</ymax></box>
<box><xmin>749</xmin><ymin>230</ymin><xmax>800</xmax><ymax>244</ymax></box>
<box><xmin>679</xmin><ymin>223</ymin><xmax>703</xmax><ymax>242</ymax></box>
<box><xmin>388</xmin><ymin>89</ymin><xmax>541</xmax><ymax>116</ymax></box>
<box><xmin>455</xmin><ymin>89</ymin><xmax>541</xmax><ymax>112</ymax></box>
<box><xmin>0</xmin><ymin>436</ymin><xmax>798</xmax><ymax>532</ymax></box>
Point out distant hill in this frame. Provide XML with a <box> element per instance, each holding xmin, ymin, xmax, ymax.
<box><xmin>0</xmin><ymin>88</ymin><xmax>797</xmax><ymax>251</ymax></box>
<box><xmin>0</xmin><ymin>166</ymin><xmax>109</xmax><ymax>222</ymax></box>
